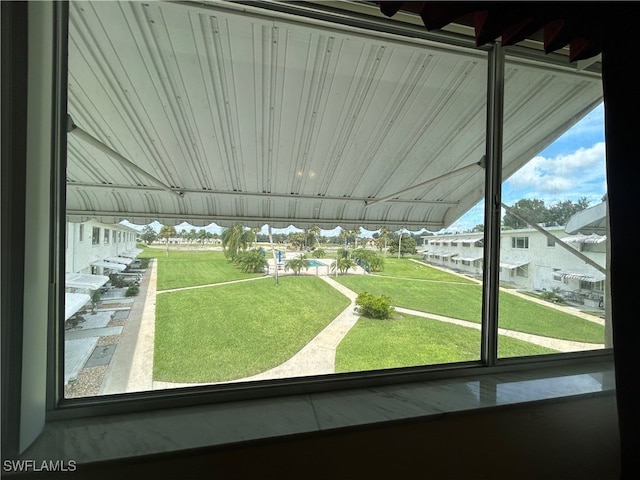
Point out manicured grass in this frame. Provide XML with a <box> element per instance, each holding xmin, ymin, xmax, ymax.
<box><xmin>153</xmin><ymin>276</ymin><xmax>350</xmax><ymax>382</ymax></box>
<box><xmin>137</xmin><ymin>247</ymin><xmax>261</xmax><ymax>290</ymax></box>
<box><xmin>335</xmin><ymin>313</ymin><xmax>557</xmax><ymax>372</ymax></box>
<box><xmin>335</xmin><ymin>267</ymin><xmax>604</xmax><ymax>344</ymax></box>
<box><xmin>374</xmin><ymin>257</ymin><xmax>476</xmax><ymax>283</ymax></box>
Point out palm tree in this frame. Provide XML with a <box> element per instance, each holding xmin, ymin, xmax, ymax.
<box><xmin>289</xmin><ymin>232</ymin><xmax>306</xmax><ymax>251</ymax></box>
<box><xmin>221</xmin><ymin>224</ymin><xmax>255</xmax><ymax>258</ymax></box>
<box><xmin>331</xmin><ymin>257</ymin><xmax>355</xmax><ymax>275</ymax></box>
<box><xmin>158</xmin><ymin>225</ymin><xmax>177</xmax><ymax>256</ymax></box>
<box><xmin>309</xmin><ymin>225</ymin><xmax>321</xmax><ymax>248</ymax></box>
<box><xmin>378</xmin><ymin>227</ymin><xmax>392</xmax><ymax>256</ymax></box>
<box><xmin>285</xmin><ymin>255</ymin><xmax>310</xmax><ymax>275</ymax></box>
<box><xmin>221</xmin><ymin>224</ymin><xmax>244</xmax><ymax>258</ymax></box>
<box><xmin>235</xmin><ymin>249</ymin><xmax>268</xmax><ymax>273</ymax></box>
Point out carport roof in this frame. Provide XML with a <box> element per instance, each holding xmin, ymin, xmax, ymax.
<box><xmin>65</xmin><ymin>1</ymin><xmax>602</xmax><ymax>230</ymax></box>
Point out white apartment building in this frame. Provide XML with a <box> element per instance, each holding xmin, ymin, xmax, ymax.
<box><xmin>66</xmin><ymin>219</ymin><xmax>140</xmax><ymax>276</ymax></box>
<box><xmin>422</xmin><ymin>226</ymin><xmax>606</xmax><ymax>309</ymax></box>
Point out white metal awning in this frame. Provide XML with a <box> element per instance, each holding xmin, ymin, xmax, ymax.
<box><xmin>500</xmin><ymin>260</ymin><xmax>529</xmax><ymax>269</ymax></box>
<box><xmin>105</xmin><ymin>256</ymin><xmax>133</xmax><ymax>265</ymax></box>
<box><xmin>455</xmin><ymin>256</ymin><xmax>483</xmax><ymax>262</ymax></box>
<box><xmin>91</xmin><ymin>261</ymin><xmax>127</xmax><ymax>272</ymax></box>
<box><xmin>118</xmin><ymin>249</ymin><xmax>143</xmax><ymax>259</ymax></box>
<box><xmin>65</xmin><ymin>1</ymin><xmax>602</xmax><ymax>230</ymax></box>
<box><xmin>65</xmin><ymin>273</ymin><xmax>109</xmax><ymax>290</ymax></box>
<box><xmin>65</xmin><ymin>293</ymin><xmax>91</xmax><ymax>321</ymax></box>
<box><xmin>562</xmin><ymin>233</ymin><xmax>607</xmax><ymax>244</ymax></box>
<box><xmin>556</xmin><ymin>270</ymin><xmax>606</xmax><ymax>282</ymax></box>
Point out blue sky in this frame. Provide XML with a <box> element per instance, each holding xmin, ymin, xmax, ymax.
<box><xmin>446</xmin><ymin>103</ymin><xmax>606</xmax><ymax>233</ymax></box>
<box><xmin>123</xmin><ymin>104</ymin><xmax>606</xmax><ymax>237</ymax></box>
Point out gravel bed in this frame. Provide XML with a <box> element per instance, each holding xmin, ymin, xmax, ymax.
<box><xmin>64</xmin><ymin>365</ymin><xmax>109</xmax><ymax>398</ymax></box>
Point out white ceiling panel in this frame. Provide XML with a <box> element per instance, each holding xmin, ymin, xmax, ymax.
<box><xmin>66</xmin><ymin>1</ymin><xmax>602</xmax><ymax>229</ymax></box>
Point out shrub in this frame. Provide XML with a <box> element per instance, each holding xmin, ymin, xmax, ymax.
<box><xmin>125</xmin><ymin>286</ymin><xmax>139</xmax><ymax>297</ymax></box>
<box><xmin>234</xmin><ymin>249</ymin><xmax>268</xmax><ymax>273</ymax></box>
<box><xmin>355</xmin><ymin>292</ymin><xmax>395</xmax><ymax>320</ymax></box>
<box><xmin>285</xmin><ymin>256</ymin><xmax>309</xmax><ymax>275</ymax></box>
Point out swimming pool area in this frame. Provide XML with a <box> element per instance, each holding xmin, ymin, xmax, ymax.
<box><xmin>307</xmin><ymin>259</ymin><xmax>326</xmax><ymax>267</ymax></box>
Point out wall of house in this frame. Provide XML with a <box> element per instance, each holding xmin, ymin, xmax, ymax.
<box><xmin>33</xmin><ymin>393</ymin><xmax>618</xmax><ymax>480</ymax></box>
<box><xmin>422</xmin><ymin>228</ymin><xmax>606</xmax><ymax>297</ymax></box>
<box><xmin>65</xmin><ymin>220</ymin><xmax>138</xmax><ymax>275</ymax></box>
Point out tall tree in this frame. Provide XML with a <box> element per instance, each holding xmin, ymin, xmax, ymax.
<box><xmin>502</xmin><ymin>199</ymin><xmax>549</xmax><ymax>228</ymax></box>
<box><xmin>309</xmin><ymin>225</ymin><xmax>321</xmax><ymax>248</ymax></box>
<box><xmin>221</xmin><ymin>224</ymin><xmax>255</xmax><ymax>258</ymax></box>
<box><xmin>548</xmin><ymin>197</ymin><xmax>590</xmax><ymax>226</ymax></box>
<box><xmin>140</xmin><ymin>225</ymin><xmax>157</xmax><ymax>245</ymax></box>
<box><xmin>158</xmin><ymin>225</ymin><xmax>177</xmax><ymax>255</ymax></box>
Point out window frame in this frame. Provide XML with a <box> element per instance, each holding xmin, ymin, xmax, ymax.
<box><xmin>43</xmin><ymin>0</ymin><xmax>611</xmax><ymax>419</ymax></box>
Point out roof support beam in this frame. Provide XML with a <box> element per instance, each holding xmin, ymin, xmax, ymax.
<box><xmin>66</xmin><ymin>183</ymin><xmax>459</xmax><ymax>207</ymax></box>
<box><xmin>66</xmin><ymin>115</ymin><xmax>184</xmax><ymax>198</ymax></box>
<box><xmin>364</xmin><ymin>159</ymin><xmax>484</xmax><ymax>207</ymax></box>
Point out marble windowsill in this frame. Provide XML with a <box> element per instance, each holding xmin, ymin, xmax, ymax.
<box><xmin>22</xmin><ymin>359</ymin><xmax>615</xmax><ymax>465</ymax></box>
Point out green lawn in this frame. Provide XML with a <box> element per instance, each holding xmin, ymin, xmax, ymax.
<box><xmin>373</xmin><ymin>257</ymin><xmax>477</xmax><ymax>283</ymax></box>
<box><xmin>335</xmin><ymin>265</ymin><xmax>604</xmax><ymax>344</ymax></box>
<box><xmin>153</xmin><ymin>276</ymin><xmax>350</xmax><ymax>382</ymax></box>
<box><xmin>144</xmin><ymin>248</ymin><xmax>603</xmax><ymax>382</ymax></box>
<box><xmin>138</xmin><ymin>246</ymin><xmax>261</xmax><ymax>290</ymax></box>
<box><xmin>335</xmin><ymin>313</ymin><xmax>557</xmax><ymax>372</ymax></box>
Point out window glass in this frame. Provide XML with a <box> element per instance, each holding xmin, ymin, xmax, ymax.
<box><xmin>63</xmin><ymin>0</ymin><xmax>488</xmax><ymax>398</ymax></box>
<box><xmin>60</xmin><ymin>1</ymin><xmax>603</xmax><ymax>400</ymax></box>
<box><xmin>497</xmin><ymin>57</ymin><xmax>607</xmax><ymax>359</ymax></box>
<box><xmin>91</xmin><ymin>227</ymin><xmax>100</xmax><ymax>245</ymax></box>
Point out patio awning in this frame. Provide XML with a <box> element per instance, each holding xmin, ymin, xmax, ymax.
<box><xmin>562</xmin><ymin>233</ymin><xmax>607</xmax><ymax>244</ymax></box>
<box><xmin>65</xmin><ymin>293</ymin><xmax>91</xmax><ymax>321</ymax></box>
<box><xmin>500</xmin><ymin>260</ymin><xmax>529</xmax><ymax>270</ymax></box>
<box><xmin>65</xmin><ymin>1</ymin><xmax>602</xmax><ymax>230</ymax></box>
<box><xmin>556</xmin><ymin>270</ymin><xmax>606</xmax><ymax>282</ymax></box>
<box><xmin>65</xmin><ymin>273</ymin><xmax>109</xmax><ymax>290</ymax></box>
<box><xmin>118</xmin><ymin>249</ymin><xmax>143</xmax><ymax>259</ymax></box>
<box><xmin>105</xmin><ymin>256</ymin><xmax>133</xmax><ymax>265</ymax></box>
<box><xmin>455</xmin><ymin>256</ymin><xmax>483</xmax><ymax>262</ymax></box>
<box><xmin>91</xmin><ymin>261</ymin><xmax>126</xmax><ymax>272</ymax></box>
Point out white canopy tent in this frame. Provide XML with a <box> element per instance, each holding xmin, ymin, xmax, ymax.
<box><xmin>65</xmin><ymin>1</ymin><xmax>602</xmax><ymax>231</ymax></box>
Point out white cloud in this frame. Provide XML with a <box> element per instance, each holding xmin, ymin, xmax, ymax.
<box><xmin>505</xmin><ymin>142</ymin><xmax>606</xmax><ymax>199</ymax></box>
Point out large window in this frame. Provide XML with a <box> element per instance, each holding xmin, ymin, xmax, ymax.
<box><xmin>497</xmin><ymin>56</ymin><xmax>608</xmax><ymax>359</ymax></box>
<box><xmin>58</xmin><ymin>0</ymin><xmax>607</xmax><ymax>407</ymax></box>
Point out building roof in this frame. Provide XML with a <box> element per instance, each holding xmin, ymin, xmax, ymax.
<box><xmin>65</xmin><ymin>1</ymin><xmax>602</xmax><ymax>230</ymax></box>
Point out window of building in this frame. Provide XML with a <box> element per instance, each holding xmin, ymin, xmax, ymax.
<box><xmin>104</xmin><ymin>228</ymin><xmax>110</xmax><ymax>244</ymax></box>
<box><xmin>547</xmin><ymin>237</ymin><xmax>555</xmax><ymax>247</ymax></box>
<box><xmin>91</xmin><ymin>227</ymin><xmax>100</xmax><ymax>245</ymax></box>
<box><xmin>516</xmin><ymin>265</ymin><xmax>529</xmax><ymax>278</ymax></box>
<box><xmin>79</xmin><ymin>224</ymin><xmax>84</xmax><ymax>242</ymax></box>
<box><xmin>511</xmin><ymin>236</ymin><xmax>529</xmax><ymax>249</ymax></box>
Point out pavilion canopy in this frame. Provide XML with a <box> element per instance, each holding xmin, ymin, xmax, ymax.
<box><xmin>65</xmin><ymin>1</ymin><xmax>601</xmax><ymax>230</ymax></box>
